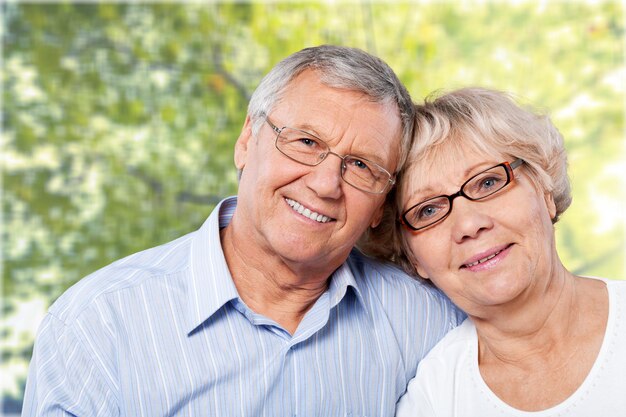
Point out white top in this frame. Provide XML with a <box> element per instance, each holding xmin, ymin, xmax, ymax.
<box><xmin>396</xmin><ymin>278</ymin><xmax>626</xmax><ymax>417</ymax></box>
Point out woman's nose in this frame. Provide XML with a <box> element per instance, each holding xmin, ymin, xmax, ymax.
<box><xmin>449</xmin><ymin>198</ymin><xmax>494</xmax><ymax>243</ymax></box>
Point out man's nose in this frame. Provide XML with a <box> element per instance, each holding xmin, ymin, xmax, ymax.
<box><xmin>305</xmin><ymin>152</ymin><xmax>344</xmax><ymax>199</ymax></box>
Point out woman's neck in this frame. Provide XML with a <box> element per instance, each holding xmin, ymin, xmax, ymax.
<box><xmin>473</xmin><ymin>273</ymin><xmax>608</xmax><ymax>411</ymax></box>
<box><xmin>474</xmin><ymin>267</ymin><xmax>577</xmax><ymax>361</ymax></box>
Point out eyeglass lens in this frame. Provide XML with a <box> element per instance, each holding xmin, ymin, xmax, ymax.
<box><xmin>403</xmin><ymin>162</ymin><xmax>515</xmax><ymax>230</ymax></box>
<box><xmin>275</xmin><ymin>126</ymin><xmax>391</xmax><ymax>194</ymax></box>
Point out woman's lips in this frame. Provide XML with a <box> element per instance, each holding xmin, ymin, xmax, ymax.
<box><xmin>461</xmin><ymin>244</ymin><xmax>513</xmax><ymax>270</ymax></box>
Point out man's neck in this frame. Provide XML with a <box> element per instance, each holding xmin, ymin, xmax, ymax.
<box><xmin>219</xmin><ymin>220</ymin><xmax>336</xmax><ymax>335</ymax></box>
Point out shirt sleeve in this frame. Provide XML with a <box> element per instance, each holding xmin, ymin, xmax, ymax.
<box><xmin>21</xmin><ymin>313</ymin><xmax>120</xmax><ymax>417</ymax></box>
<box><xmin>395</xmin><ymin>375</ymin><xmax>437</xmax><ymax>417</ymax></box>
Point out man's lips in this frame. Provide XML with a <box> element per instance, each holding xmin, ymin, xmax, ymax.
<box><xmin>285</xmin><ymin>198</ymin><xmax>334</xmax><ymax>223</ymax></box>
<box><xmin>461</xmin><ymin>244</ymin><xmax>513</xmax><ymax>269</ymax></box>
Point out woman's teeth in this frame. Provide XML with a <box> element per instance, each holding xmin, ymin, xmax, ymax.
<box><xmin>466</xmin><ymin>250</ymin><xmax>502</xmax><ymax>268</ymax></box>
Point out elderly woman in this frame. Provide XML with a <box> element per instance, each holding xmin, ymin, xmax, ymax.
<box><xmin>361</xmin><ymin>88</ymin><xmax>625</xmax><ymax>416</ymax></box>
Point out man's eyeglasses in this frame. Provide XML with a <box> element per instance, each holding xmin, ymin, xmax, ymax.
<box><xmin>400</xmin><ymin>159</ymin><xmax>525</xmax><ymax>231</ymax></box>
<box><xmin>264</xmin><ymin>117</ymin><xmax>395</xmax><ymax>194</ymax></box>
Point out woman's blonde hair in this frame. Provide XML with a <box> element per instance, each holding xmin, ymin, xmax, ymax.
<box><xmin>359</xmin><ymin>87</ymin><xmax>571</xmax><ymax>276</ymax></box>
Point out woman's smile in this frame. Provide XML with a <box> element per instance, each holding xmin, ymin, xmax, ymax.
<box><xmin>460</xmin><ymin>243</ymin><xmax>513</xmax><ymax>271</ymax></box>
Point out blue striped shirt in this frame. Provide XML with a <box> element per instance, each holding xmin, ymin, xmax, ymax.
<box><xmin>22</xmin><ymin>197</ymin><xmax>464</xmax><ymax>417</ymax></box>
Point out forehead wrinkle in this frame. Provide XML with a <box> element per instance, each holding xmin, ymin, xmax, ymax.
<box><xmin>337</xmin><ymin>99</ymin><xmax>401</xmax><ymax>167</ymax></box>
<box><xmin>355</xmin><ymin>127</ymin><xmax>401</xmax><ymax>170</ymax></box>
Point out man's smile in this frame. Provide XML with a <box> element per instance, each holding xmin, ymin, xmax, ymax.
<box><xmin>285</xmin><ymin>198</ymin><xmax>334</xmax><ymax>223</ymax></box>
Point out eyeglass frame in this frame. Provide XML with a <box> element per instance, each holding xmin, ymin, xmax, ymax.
<box><xmin>400</xmin><ymin>158</ymin><xmax>525</xmax><ymax>231</ymax></box>
<box><xmin>262</xmin><ymin>115</ymin><xmax>396</xmax><ymax>194</ymax></box>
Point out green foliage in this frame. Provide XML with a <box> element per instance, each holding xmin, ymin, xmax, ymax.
<box><xmin>1</xmin><ymin>1</ymin><xmax>624</xmax><ymax>406</ymax></box>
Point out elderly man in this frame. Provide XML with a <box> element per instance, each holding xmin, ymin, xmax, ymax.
<box><xmin>22</xmin><ymin>45</ymin><xmax>463</xmax><ymax>416</ymax></box>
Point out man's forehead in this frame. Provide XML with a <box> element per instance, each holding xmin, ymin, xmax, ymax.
<box><xmin>279</xmin><ymin>68</ymin><xmax>396</xmax><ymax>108</ymax></box>
<box><xmin>273</xmin><ymin>69</ymin><xmax>402</xmax><ymax>162</ymax></box>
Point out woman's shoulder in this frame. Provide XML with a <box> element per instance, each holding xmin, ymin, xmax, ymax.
<box><xmin>417</xmin><ymin>318</ymin><xmax>475</xmax><ymax>371</ymax></box>
<box><xmin>582</xmin><ymin>276</ymin><xmax>625</xmax><ymax>285</ymax></box>
<box><xmin>582</xmin><ymin>276</ymin><xmax>626</xmax><ymax>299</ymax></box>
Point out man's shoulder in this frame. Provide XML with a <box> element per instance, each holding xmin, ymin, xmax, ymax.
<box><xmin>49</xmin><ymin>231</ymin><xmax>196</xmax><ymax>324</ymax></box>
<box><xmin>347</xmin><ymin>249</ymin><xmax>441</xmax><ymax>295</ymax></box>
<box><xmin>348</xmin><ymin>248</ymin><xmax>464</xmax><ymax>316</ymax></box>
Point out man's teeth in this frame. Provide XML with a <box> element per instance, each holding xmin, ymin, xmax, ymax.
<box><xmin>285</xmin><ymin>198</ymin><xmax>331</xmax><ymax>223</ymax></box>
<box><xmin>466</xmin><ymin>250</ymin><xmax>502</xmax><ymax>268</ymax></box>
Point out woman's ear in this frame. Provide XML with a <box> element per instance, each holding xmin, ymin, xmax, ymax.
<box><xmin>404</xmin><ymin>246</ymin><xmax>430</xmax><ymax>280</ymax></box>
<box><xmin>544</xmin><ymin>192</ymin><xmax>557</xmax><ymax>220</ymax></box>
<box><xmin>413</xmin><ymin>261</ymin><xmax>431</xmax><ymax>280</ymax></box>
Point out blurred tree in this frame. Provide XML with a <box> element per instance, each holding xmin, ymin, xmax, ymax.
<box><xmin>1</xmin><ymin>1</ymin><xmax>623</xmax><ymax>410</ymax></box>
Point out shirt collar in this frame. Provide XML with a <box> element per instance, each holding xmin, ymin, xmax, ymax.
<box><xmin>328</xmin><ymin>258</ymin><xmax>366</xmax><ymax>310</ymax></box>
<box><xmin>186</xmin><ymin>196</ymin><xmax>239</xmax><ymax>334</ymax></box>
<box><xmin>185</xmin><ymin>196</ymin><xmax>367</xmax><ymax>334</ymax></box>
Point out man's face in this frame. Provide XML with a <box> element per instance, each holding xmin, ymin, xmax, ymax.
<box><xmin>233</xmin><ymin>69</ymin><xmax>402</xmax><ymax>272</ymax></box>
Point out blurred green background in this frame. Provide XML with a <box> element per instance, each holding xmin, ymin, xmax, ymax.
<box><xmin>2</xmin><ymin>1</ymin><xmax>624</xmax><ymax>412</ymax></box>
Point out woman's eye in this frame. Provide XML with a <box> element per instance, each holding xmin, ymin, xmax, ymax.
<box><xmin>418</xmin><ymin>205</ymin><xmax>440</xmax><ymax>219</ymax></box>
<box><xmin>479</xmin><ymin>176</ymin><xmax>504</xmax><ymax>191</ymax></box>
<box><xmin>481</xmin><ymin>178</ymin><xmax>497</xmax><ymax>188</ymax></box>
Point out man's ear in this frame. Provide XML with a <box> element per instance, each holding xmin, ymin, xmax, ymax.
<box><xmin>234</xmin><ymin>116</ymin><xmax>254</xmax><ymax>170</ymax></box>
<box><xmin>370</xmin><ymin>204</ymin><xmax>384</xmax><ymax>228</ymax></box>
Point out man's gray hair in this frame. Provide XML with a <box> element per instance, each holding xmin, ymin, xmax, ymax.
<box><xmin>247</xmin><ymin>45</ymin><xmax>415</xmax><ymax>171</ymax></box>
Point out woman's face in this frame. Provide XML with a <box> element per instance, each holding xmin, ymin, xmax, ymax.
<box><xmin>400</xmin><ymin>149</ymin><xmax>558</xmax><ymax>317</ymax></box>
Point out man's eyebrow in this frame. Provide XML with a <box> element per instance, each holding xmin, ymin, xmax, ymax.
<box><xmin>287</xmin><ymin>122</ymin><xmax>392</xmax><ymax>167</ymax></box>
<box><xmin>351</xmin><ymin>139</ymin><xmax>397</xmax><ymax>167</ymax></box>
<box><xmin>351</xmin><ymin>151</ymin><xmax>388</xmax><ymax>168</ymax></box>
<box><xmin>288</xmin><ymin>122</ymin><xmax>323</xmax><ymax>137</ymax></box>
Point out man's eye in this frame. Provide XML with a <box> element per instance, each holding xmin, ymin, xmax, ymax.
<box><xmin>349</xmin><ymin>158</ymin><xmax>370</xmax><ymax>170</ymax></box>
<box><xmin>298</xmin><ymin>138</ymin><xmax>318</xmax><ymax>147</ymax></box>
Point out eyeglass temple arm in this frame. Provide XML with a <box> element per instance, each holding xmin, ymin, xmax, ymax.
<box><xmin>510</xmin><ymin>158</ymin><xmax>524</xmax><ymax>169</ymax></box>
